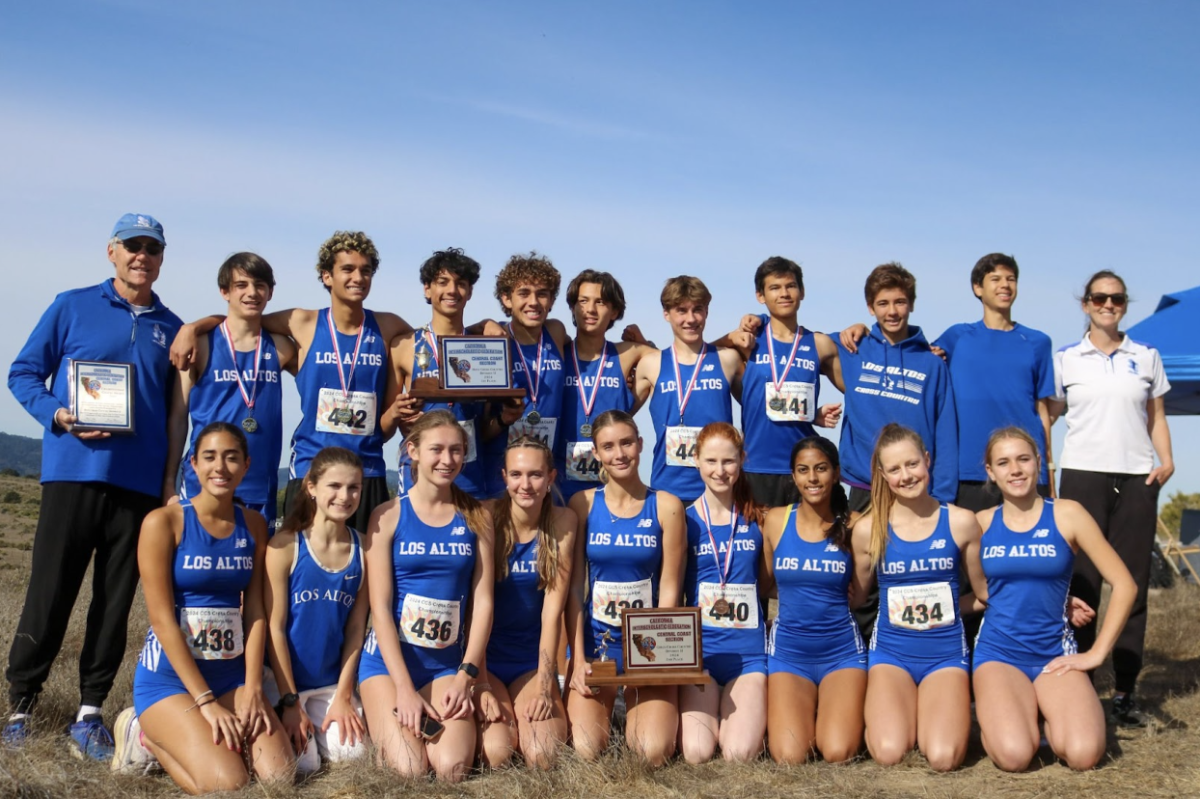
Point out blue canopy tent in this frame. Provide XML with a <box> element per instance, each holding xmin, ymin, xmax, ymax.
<box><xmin>1126</xmin><ymin>286</ymin><xmax>1200</xmax><ymax>415</ymax></box>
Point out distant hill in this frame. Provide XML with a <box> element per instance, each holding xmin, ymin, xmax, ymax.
<box><xmin>0</xmin><ymin>432</ymin><xmax>41</xmax><ymax>477</ymax></box>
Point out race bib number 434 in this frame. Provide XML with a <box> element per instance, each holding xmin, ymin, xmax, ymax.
<box><xmin>180</xmin><ymin>607</ymin><xmax>244</xmax><ymax>661</ymax></box>
<box><xmin>886</xmin><ymin>582</ymin><xmax>956</xmax><ymax>631</ymax></box>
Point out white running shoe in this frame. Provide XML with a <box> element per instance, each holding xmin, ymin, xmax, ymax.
<box><xmin>110</xmin><ymin>707</ymin><xmax>158</xmax><ymax>774</ymax></box>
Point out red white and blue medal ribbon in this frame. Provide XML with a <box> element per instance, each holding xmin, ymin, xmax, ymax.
<box><xmin>510</xmin><ymin>323</ymin><xmax>545</xmax><ymax>420</ymax></box>
<box><xmin>672</xmin><ymin>342</ymin><xmax>707</xmax><ymax>425</ymax></box>
<box><xmin>571</xmin><ymin>341</ymin><xmax>608</xmax><ymax>436</ymax></box>
<box><xmin>327</xmin><ymin>308</ymin><xmax>365</xmax><ymax>403</ymax></box>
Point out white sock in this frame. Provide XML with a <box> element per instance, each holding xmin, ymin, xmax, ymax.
<box><xmin>8</xmin><ymin>713</ymin><xmax>30</xmax><ymax>722</ymax></box>
<box><xmin>77</xmin><ymin>705</ymin><xmax>103</xmax><ymax>722</ymax></box>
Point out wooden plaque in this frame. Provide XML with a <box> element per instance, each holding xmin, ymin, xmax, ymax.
<box><xmin>585</xmin><ymin>607</ymin><xmax>710</xmax><ymax>687</ymax></box>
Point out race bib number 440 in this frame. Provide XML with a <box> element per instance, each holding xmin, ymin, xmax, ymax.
<box><xmin>591</xmin><ymin>578</ymin><xmax>653</xmax><ymax>627</ymax></box>
<box><xmin>400</xmin><ymin>594</ymin><xmax>461</xmax><ymax>649</ymax></box>
<box><xmin>180</xmin><ymin>607</ymin><xmax>244</xmax><ymax>661</ymax></box>
<box><xmin>698</xmin><ymin>582</ymin><xmax>759</xmax><ymax>629</ymax></box>
<box><xmin>886</xmin><ymin>582</ymin><xmax>956</xmax><ymax>631</ymax></box>
<box><xmin>315</xmin><ymin>388</ymin><xmax>377</xmax><ymax>436</ymax></box>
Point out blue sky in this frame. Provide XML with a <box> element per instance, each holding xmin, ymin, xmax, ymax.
<box><xmin>2</xmin><ymin>1</ymin><xmax>1198</xmax><ymax>497</ymax></box>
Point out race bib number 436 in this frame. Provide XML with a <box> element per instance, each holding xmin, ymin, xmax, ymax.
<box><xmin>886</xmin><ymin>582</ymin><xmax>956</xmax><ymax>631</ymax></box>
<box><xmin>180</xmin><ymin>607</ymin><xmax>244</xmax><ymax>661</ymax></box>
<box><xmin>400</xmin><ymin>594</ymin><xmax>461</xmax><ymax>649</ymax></box>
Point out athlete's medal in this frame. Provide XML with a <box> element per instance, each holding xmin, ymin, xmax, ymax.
<box><xmin>766</xmin><ymin>324</ymin><xmax>804</xmax><ymax>419</ymax></box>
<box><xmin>699</xmin><ymin>496</ymin><xmax>738</xmax><ymax>618</ymax></box>
<box><xmin>327</xmin><ymin>308</ymin><xmax>365</xmax><ymax>427</ymax></box>
<box><xmin>570</xmin><ymin>340</ymin><xmax>609</xmax><ymax>447</ymax></box>
<box><xmin>510</xmin><ymin>323</ymin><xmax>547</xmax><ymax>426</ymax></box>
<box><xmin>220</xmin><ymin>321</ymin><xmax>264</xmax><ymax>436</ymax></box>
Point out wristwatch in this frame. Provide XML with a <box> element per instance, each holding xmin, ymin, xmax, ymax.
<box><xmin>277</xmin><ymin>692</ymin><xmax>300</xmax><ymax>712</ymax></box>
<box><xmin>457</xmin><ymin>662</ymin><xmax>479</xmax><ymax>680</ymax></box>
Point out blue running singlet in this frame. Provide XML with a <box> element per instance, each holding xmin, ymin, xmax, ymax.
<box><xmin>486</xmin><ymin>535</ymin><xmax>545</xmax><ymax>685</ymax></box>
<box><xmin>559</xmin><ymin>341</ymin><xmax>634</xmax><ymax>500</ymax></box>
<box><xmin>683</xmin><ymin>502</ymin><xmax>766</xmax><ymax>673</ymax></box>
<box><xmin>741</xmin><ymin>325</ymin><xmax>820</xmax><ymax>475</ymax></box>
<box><xmin>286</xmin><ymin>528</ymin><xmax>364</xmax><ymax>692</ymax></box>
<box><xmin>974</xmin><ymin>499</ymin><xmax>1076</xmax><ymax>678</ymax></box>
<box><xmin>134</xmin><ymin>504</ymin><xmax>255</xmax><ymax>715</ymax></box>
<box><xmin>482</xmin><ymin>326</ymin><xmax>567</xmax><ymax>497</ymax></box>
<box><xmin>583</xmin><ymin>487</ymin><xmax>663</xmax><ymax>673</ymax></box>
<box><xmin>290</xmin><ymin>309</ymin><xmax>388</xmax><ymax>480</ymax></box>
<box><xmin>398</xmin><ymin>327</ymin><xmax>487</xmax><ymax>498</ymax></box>
<box><xmin>359</xmin><ymin>496</ymin><xmax>478</xmax><ymax>688</ymax></box>
<box><xmin>182</xmin><ymin>327</ymin><xmax>283</xmax><ymax>523</ymax></box>
<box><xmin>768</xmin><ymin>505</ymin><xmax>864</xmax><ymax>682</ymax></box>
<box><xmin>649</xmin><ymin>345</ymin><xmax>732</xmax><ymax>503</ymax></box>
<box><xmin>870</xmin><ymin>504</ymin><xmax>969</xmax><ymax>682</ymax></box>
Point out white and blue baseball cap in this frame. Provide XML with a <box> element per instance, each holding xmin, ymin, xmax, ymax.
<box><xmin>110</xmin><ymin>213</ymin><xmax>166</xmax><ymax>244</ymax></box>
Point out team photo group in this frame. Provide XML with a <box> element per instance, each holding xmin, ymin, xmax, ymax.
<box><xmin>2</xmin><ymin>211</ymin><xmax>1175</xmax><ymax>793</ymax></box>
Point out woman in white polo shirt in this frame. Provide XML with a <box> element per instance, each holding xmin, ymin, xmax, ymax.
<box><xmin>1050</xmin><ymin>269</ymin><xmax>1174</xmax><ymax>728</ymax></box>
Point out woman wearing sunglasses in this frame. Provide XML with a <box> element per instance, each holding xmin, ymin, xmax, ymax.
<box><xmin>1050</xmin><ymin>270</ymin><xmax>1174</xmax><ymax>728</ymax></box>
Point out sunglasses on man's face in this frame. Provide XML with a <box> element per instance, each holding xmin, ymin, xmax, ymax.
<box><xmin>1087</xmin><ymin>292</ymin><xmax>1127</xmax><ymax>308</ymax></box>
<box><xmin>121</xmin><ymin>239</ymin><xmax>164</xmax><ymax>257</ymax></box>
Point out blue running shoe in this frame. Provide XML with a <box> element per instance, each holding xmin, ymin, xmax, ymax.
<box><xmin>68</xmin><ymin>714</ymin><xmax>115</xmax><ymax>762</ymax></box>
<box><xmin>2</xmin><ymin>715</ymin><xmax>30</xmax><ymax>749</ymax></box>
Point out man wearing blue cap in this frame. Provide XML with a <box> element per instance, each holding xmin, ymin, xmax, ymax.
<box><xmin>4</xmin><ymin>214</ymin><xmax>182</xmax><ymax>760</ymax></box>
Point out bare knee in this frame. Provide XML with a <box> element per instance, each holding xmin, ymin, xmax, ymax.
<box><xmin>522</xmin><ymin>740</ymin><xmax>559</xmax><ymax>771</ymax></box>
<box><xmin>632</xmin><ymin>737</ymin><xmax>676</xmax><ymax>768</ymax></box>
<box><xmin>866</xmin><ymin>732</ymin><xmax>909</xmax><ymax>766</ymax></box>
<box><xmin>720</xmin><ymin>739</ymin><xmax>762</xmax><ymax>764</ymax></box>
<box><xmin>570</xmin><ymin>726</ymin><xmax>609</xmax><ymax>762</ymax></box>
<box><xmin>769</xmin><ymin>737</ymin><xmax>812</xmax><ymax>765</ymax></box>
<box><xmin>681</xmin><ymin>735</ymin><xmax>715</xmax><ymax>765</ymax></box>
<box><xmin>818</xmin><ymin>738</ymin><xmax>859</xmax><ymax>764</ymax></box>
<box><xmin>1058</xmin><ymin>738</ymin><xmax>1104</xmax><ymax>771</ymax></box>
<box><xmin>922</xmin><ymin>741</ymin><xmax>965</xmax><ymax>772</ymax></box>
<box><xmin>480</xmin><ymin>733</ymin><xmax>515</xmax><ymax>770</ymax></box>
<box><xmin>191</xmin><ymin>769</ymin><xmax>250</xmax><ymax>795</ymax></box>
<box><xmin>986</xmin><ymin>736</ymin><xmax>1037</xmax><ymax>773</ymax></box>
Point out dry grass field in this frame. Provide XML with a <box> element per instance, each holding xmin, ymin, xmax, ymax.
<box><xmin>1</xmin><ymin>472</ymin><xmax>1198</xmax><ymax>798</ymax></box>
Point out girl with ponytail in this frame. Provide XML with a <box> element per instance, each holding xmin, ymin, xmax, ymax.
<box><xmin>476</xmin><ymin>436</ymin><xmax>578</xmax><ymax>770</ymax></box>
<box><xmin>761</xmin><ymin>435</ymin><xmax>868</xmax><ymax>764</ymax></box>
<box><xmin>851</xmin><ymin>423</ymin><xmax>986</xmax><ymax>771</ymax></box>
<box><xmin>264</xmin><ymin>446</ymin><xmax>369</xmax><ymax>773</ymax></box>
<box><xmin>678</xmin><ymin>423</ymin><xmax>768</xmax><ymax>764</ymax></box>
<box><xmin>358</xmin><ymin>410</ymin><xmax>494</xmax><ymax>782</ymax></box>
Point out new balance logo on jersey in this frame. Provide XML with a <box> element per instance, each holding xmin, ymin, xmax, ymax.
<box><xmin>605</xmin><ymin>360</ymin><xmax>614</xmax><ymax>368</ymax></box>
<box><xmin>264</xmin><ymin>352</ymin><xmax>273</xmax><ymax>360</ymax></box>
<box><xmin>235</xmin><ymin>538</ymin><xmax>248</xmax><ymax>548</ymax></box>
<box><xmin>702</xmin><ymin>364</ymin><xmax>715</xmax><ymax>372</ymax></box>
<box><xmin>451</xmin><ymin>526</ymin><xmax>466</xmax><ymax>536</ymax></box>
<box><xmin>798</xmin><ymin>345</ymin><xmax>812</xmax><ymax>352</ymax></box>
<box><xmin>637</xmin><ymin>518</ymin><xmax>653</xmax><ymax>528</ymax></box>
<box><xmin>1033</xmin><ymin>529</ymin><xmax>1050</xmax><ymax>539</ymax></box>
<box><xmin>929</xmin><ymin>539</ymin><xmax>946</xmax><ymax>550</ymax></box>
<box><xmin>737</xmin><ymin>524</ymin><xmax>749</xmax><ymax>533</ymax></box>
<box><xmin>824</xmin><ymin>542</ymin><xmax>840</xmax><ymax>552</ymax></box>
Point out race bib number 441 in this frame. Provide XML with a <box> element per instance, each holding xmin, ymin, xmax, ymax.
<box><xmin>315</xmin><ymin>388</ymin><xmax>377</xmax><ymax>436</ymax></box>
<box><xmin>400</xmin><ymin>594</ymin><xmax>462</xmax><ymax>649</ymax></box>
<box><xmin>765</xmin><ymin>382</ymin><xmax>814</xmax><ymax>423</ymax></box>
<box><xmin>180</xmin><ymin>607</ymin><xmax>244</xmax><ymax>661</ymax></box>
<box><xmin>886</xmin><ymin>582</ymin><xmax>956</xmax><ymax>631</ymax></box>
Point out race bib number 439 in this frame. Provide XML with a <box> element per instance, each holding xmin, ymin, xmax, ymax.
<box><xmin>315</xmin><ymin>388</ymin><xmax>377</xmax><ymax>436</ymax></box>
<box><xmin>591</xmin><ymin>578</ymin><xmax>653</xmax><ymax>627</ymax></box>
<box><xmin>180</xmin><ymin>607</ymin><xmax>244</xmax><ymax>661</ymax></box>
<box><xmin>886</xmin><ymin>582</ymin><xmax>956</xmax><ymax>631</ymax></box>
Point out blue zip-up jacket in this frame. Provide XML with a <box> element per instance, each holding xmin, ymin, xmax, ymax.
<box><xmin>8</xmin><ymin>279</ymin><xmax>183</xmax><ymax>497</ymax></box>
<box><xmin>836</xmin><ymin>324</ymin><xmax>958</xmax><ymax>502</ymax></box>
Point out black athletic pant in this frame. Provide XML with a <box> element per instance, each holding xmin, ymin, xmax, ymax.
<box><xmin>1059</xmin><ymin>468</ymin><xmax>1159</xmax><ymax>695</ymax></box>
<box><xmin>744</xmin><ymin>472</ymin><xmax>799</xmax><ymax>509</ymax></box>
<box><xmin>284</xmin><ymin>475</ymin><xmax>391</xmax><ymax>535</ymax></box>
<box><xmin>847</xmin><ymin>487</ymin><xmax>877</xmax><ymax>641</ymax></box>
<box><xmin>7</xmin><ymin>482</ymin><xmax>159</xmax><ymax>712</ymax></box>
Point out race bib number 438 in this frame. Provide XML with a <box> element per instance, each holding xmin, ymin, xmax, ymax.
<box><xmin>180</xmin><ymin>607</ymin><xmax>244</xmax><ymax>661</ymax></box>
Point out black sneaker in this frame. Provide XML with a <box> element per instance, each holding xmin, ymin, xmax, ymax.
<box><xmin>1109</xmin><ymin>694</ymin><xmax>1150</xmax><ymax>728</ymax></box>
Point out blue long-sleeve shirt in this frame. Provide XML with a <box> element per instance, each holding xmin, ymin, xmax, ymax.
<box><xmin>8</xmin><ymin>279</ymin><xmax>183</xmax><ymax>497</ymax></box>
<box><xmin>836</xmin><ymin>324</ymin><xmax>958</xmax><ymax>502</ymax></box>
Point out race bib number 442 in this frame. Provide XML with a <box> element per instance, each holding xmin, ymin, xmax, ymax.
<box><xmin>315</xmin><ymin>388</ymin><xmax>377</xmax><ymax>436</ymax></box>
